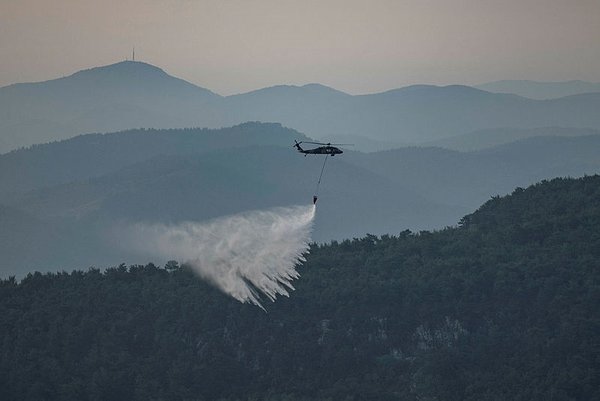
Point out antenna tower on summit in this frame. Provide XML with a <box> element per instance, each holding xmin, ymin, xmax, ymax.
<box><xmin>133</xmin><ymin>47</ymin><xmax>135</xmax><ymax>61</ymax></box>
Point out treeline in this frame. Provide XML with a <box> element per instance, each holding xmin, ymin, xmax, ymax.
<box><xmin>1</xmin><ymin>176</ymin><xmax>599</xmax><ymax>400</ymax></box>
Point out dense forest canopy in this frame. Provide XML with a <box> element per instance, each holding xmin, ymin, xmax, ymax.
<box><xmin>1</xmin><ymin>175</ymin><xmax>599</xmax><ymax>400</ymax></box>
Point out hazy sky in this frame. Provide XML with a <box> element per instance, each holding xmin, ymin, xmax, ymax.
<box><xmin>1</xmin><ymin>0</ymin><xmax>599</xmax><ymax>94</ymax></box>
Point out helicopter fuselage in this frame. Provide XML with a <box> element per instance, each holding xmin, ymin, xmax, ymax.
<box><xmin>297</xmin><ymin>145</ymin><xmax>343</xmax><ymax>156</ymax></box>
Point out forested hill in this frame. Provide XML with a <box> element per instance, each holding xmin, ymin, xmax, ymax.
<box><xmin>1</xmin><ymin>176</ymin><xmax>600</xmax><ymax>400</ymax></box>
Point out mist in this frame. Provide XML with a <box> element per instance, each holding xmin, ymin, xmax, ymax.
<box><xmin>125</xmin><ymin>205</ymin><xmax>316</xmax><ymax>307</ymax></box>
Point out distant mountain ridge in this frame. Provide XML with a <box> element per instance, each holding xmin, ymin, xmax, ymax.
<box><xmin>0</xmin><ymin>61</ymin><xmax>223</xmax><ymax>152</ymax></box>
<box><xmin>475</xmin><ymin>79</ymin><xmax>600</xmax><ymax>99</ymax></box>
<box><xmin>2</xmin><ymin>61</ymin><xmax>600</xmax><ymax>153</ymax></box>
<box><xmin>426</xmin><ymin>127</ymin><xmax>600</xmax><ymax>151</ymax></box>
<box><xmin>0</xmin><ymin>122</ymin><xmax>305</xmax><ymax>197</ymax></box>
<box><xmin>1</xmin><ymin>122</ymin><xmax>600</xmax><ymax>276</ymax></box>
<box><xmin>2</xmin><ymin>61</ymin><xmax>219</xmax><ymax>97</ymax></box>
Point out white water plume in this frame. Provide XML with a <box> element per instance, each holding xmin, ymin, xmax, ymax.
<box><xmin>126</xmin><ymin>205</ymin><xmax>316</xmax><ymax>307</ymax></box>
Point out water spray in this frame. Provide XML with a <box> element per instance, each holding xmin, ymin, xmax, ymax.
<box><xmin>125</xmin><ymin>205</ymin><xmax>316</xmax><ymax>308</ymax></box>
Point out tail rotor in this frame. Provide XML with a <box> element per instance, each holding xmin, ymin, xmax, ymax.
<box><xmin>293</xmin><ymin>140</ymin><xmax>304</xmax><ymax>152</ymax></box>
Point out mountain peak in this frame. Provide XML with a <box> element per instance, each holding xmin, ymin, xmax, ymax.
<box><xmin>46</xmin><ymin>60</ymin><xmax>220</xmax><ymax>98</ymax></box>
<box><xmin>68</xmin><ymin>60</ymin><xmax>169</xmax><ymax>80</ymax></box>
<box><xmin>299</xmin><ymin>83</ymin><xmax>349</xmax><ymax>95</ymax></box>
<box><xmin>369</xmin><ymin>84</ymin><xmax>492</xmax><ymax>99</ymax></box>
<box><xmin>230</xmin><ymin>82</ymin><xmax>349</xmax><ymax>99</ymax></box>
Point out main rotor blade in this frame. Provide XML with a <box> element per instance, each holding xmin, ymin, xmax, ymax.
<box><xmin>301</xmin><ymin>141</ymin><xmax>355</xmax><ymax>146</ymax></box>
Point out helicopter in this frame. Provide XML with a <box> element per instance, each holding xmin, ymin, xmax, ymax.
<box><xmin>293</xmin><ymin>140</ymin><xmax>351</xmax><ymax>156</ymax></box>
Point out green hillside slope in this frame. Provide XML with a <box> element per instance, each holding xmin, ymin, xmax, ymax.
<box><xmin>1</xmin><ymin>175</ymin><xmax>599</xmax><ymax>400</ymax></box>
